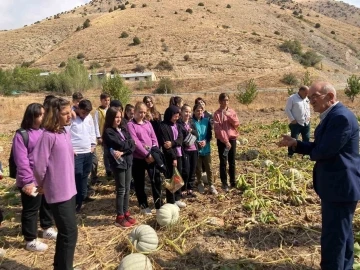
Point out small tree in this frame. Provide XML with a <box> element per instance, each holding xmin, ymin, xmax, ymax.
<box><xmin>154</xmin><ymin>78</ymin><xmax>173</xmax><ymax>94</ymax></box>
<box><xmin>301</xmin><ymin>70</ymin><xmax>312</xmax><ymax>86</ymax></box>
<box><xmin>186</xmin><ymin>8</ymin><xmax>193</xmax><ymax>14</ymax></box>
<box><xmin>198</xmin><ymin>2</ymin><xmax>204</xmax><ymax>6</ymax></box>
<box><xmin>226</xmin><ymin>4</ymin><xmax>231</xmax><ymax>8</ymax></box>
<box><xmin>102</xmin><ymin>75</ymin><xmax>131</xmax><ymax>104</ymax></box>
<box><xmin>235</xmin><ymin>79</ymin><xmax>258</xmax><ymax>107</ymax></box>
<box><xmin>184</xmin><ymin>54</ymin><xmax>190</xmax><ymax>61</ymax></box>
<box><xmin>344</xmin><ymin>75</ymin><xmax>360</xmax><ymax>102</ymax></box>
<box><xmin>314</xmin><ymin>23</ymin><xmax>321</xmax><ymax>28</ymax></box>
<box><xmin>133</xmin><ymin>36</ymin><xmax>141</xmax><ymax>45</ymax></box>
<box><xmin>133</xmin><ymin>65</ymin><xmax>146</xmax><ymax>72</ymax></box>
<box><xmin>59</xmin><ymin>61</ymin><xmax>66</xmax><ymax>68</ymax></box>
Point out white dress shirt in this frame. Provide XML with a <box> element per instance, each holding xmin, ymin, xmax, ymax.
<box><xmin>285</xmin><ymin>93</ymin><xmax>310</xmax><ymax>126</ymax></box>
<box><xmin>70</xmin><ymin>114</ymin><xmax>96</xmax><ymax>154</ymax></box>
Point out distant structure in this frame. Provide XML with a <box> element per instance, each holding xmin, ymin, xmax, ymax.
<box><xmin>88</xmin><ymin>72</ymin><xmax>107</xmax><ymax>80</ymax></box>
<box><xmin>39</xmin><ymin>72</ymin><xmax>51</xmax><ymax>76</ymax></box>
<box><xmin>111</xmin><ymin>72</ymin><xmax>157</xmax><ymax>81</ymax></box>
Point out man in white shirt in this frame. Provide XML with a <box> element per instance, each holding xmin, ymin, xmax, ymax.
<box><xmin>70</xmin><ymin>99</ymin><xmax>96</xmax><ymax>212</ymax></box>
<box><xmin>285</xmin><ymin>86</ymin><xmax>310</xmax><ymax>157</ymax></box>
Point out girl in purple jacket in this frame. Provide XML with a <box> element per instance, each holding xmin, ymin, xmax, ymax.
<box><xmin>13</xmin><ymin>103</ymin><xmax>57</xmax><ymax>252</ymax></box>
<box><xmin>127</xmin><ymin>102</ymin><xmax>162</xmax><ymax>214</ymax></box>
<box><xmin>31</xmin><ymin>98</ymin><xmax>77</xmax><ymax>270</ymax></box>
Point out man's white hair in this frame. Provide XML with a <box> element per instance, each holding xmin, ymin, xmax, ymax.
<box><xmin>321</xmin><ymin>83</ymin><xmax>337</xmax><ymax>99</ymax></box>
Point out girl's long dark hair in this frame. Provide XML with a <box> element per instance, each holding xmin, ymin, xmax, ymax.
<box><xmin>102</xmin><ymin>107</ymin><xmax>121</xmax><ymax>141</ymax></box>
<box><xmin>21</xmin><ymin>103</ymin><xmax>44</xmax><ymax>130</ymax></box>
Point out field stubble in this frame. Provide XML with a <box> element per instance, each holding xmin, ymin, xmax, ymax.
<box><xmin>1</xmin><ymin>90</ymin><xmax>360</xmax><ymax>269</ymax></box>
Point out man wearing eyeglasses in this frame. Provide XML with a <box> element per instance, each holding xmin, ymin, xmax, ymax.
<box><xmin>284</xmin><ymin>86</ymin><xmax>310</xmax><ymax>157</ymax></box>
<box><xmin>278</xmin><ymin>81</ymin><xmax>360</xmax><ymax>270</ymax></box>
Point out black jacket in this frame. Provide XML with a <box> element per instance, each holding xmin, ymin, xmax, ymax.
<box><xmin>159</xmin><ymin>106</ymin><xmax>183</xmax><ymax>160</ymax></box>
<box><xmin>103</xmin><ymin>127</ymin><xmax>136</xmax><ymax>170</ymax></box>
<box><xmin>177</xmin><ymin>118</ymin><xmax>199</xmax><ymax>148</ymax></box>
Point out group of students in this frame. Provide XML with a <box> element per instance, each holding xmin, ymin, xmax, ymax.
<box><xmin>7</xmin><ymin>91</ymin><xmax>239</xmax><ymax>270</ymax></box>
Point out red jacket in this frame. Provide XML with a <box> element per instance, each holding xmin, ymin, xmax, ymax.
<box><xmin>213</xmin><ymin>108</ymin><xmax>240</xmax><ymax>143</ymax></box>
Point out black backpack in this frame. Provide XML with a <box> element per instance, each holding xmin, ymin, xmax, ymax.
<box><xmin>9</xmin><ymin>129</ymin><xmax>29</xmax><ymax>179</ymax></box>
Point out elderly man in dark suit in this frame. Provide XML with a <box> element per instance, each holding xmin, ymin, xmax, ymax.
<box><xmin>278</xmin><ymin>81</ymin><xmax>360</xmax><ymax>270</ymax></box>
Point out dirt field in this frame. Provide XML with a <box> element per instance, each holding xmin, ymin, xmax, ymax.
<box><xmin>0</xmin><ymin>89</ymin><xmax>360</xmax><ymax>270</ymax></box>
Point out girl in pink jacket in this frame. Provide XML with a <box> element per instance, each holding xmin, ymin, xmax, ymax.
<box><xmin>213</xmin><ymin>93</ymin><xmax>240</xmax><ymax>192</ymax></box>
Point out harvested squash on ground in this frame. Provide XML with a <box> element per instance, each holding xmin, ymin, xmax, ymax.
<box><xmin>261</xmin><ymin>159</ymin><xmax>273</xmax><ymax>167</ymax></box>
<box><xmin>129</xmin><ymin>225</ymin><xmax>159</xmax><ymax>252</ymax></box>
<box><xmin>237</xmin><ymin>138</ymin><xmax>249</xmax><ymax>145</ymax></box>
<box><xmin>156</xmin><ymin>203</ymin><xmax>180</xmax><ymax>226</ymax></box>
<box><xmin>118</xmin><ymin>253</ymin><xmax>152</xmax><ymax>270</ymax></box>
<box><xmin>285</xmin><ymin>168</ymin><xmax>303</xmax><ymax>180</ymax></box>
<box><xmin>246</xmin><ymin>149</ymin><xmax>259</xmax><ymax>160</ymax></box>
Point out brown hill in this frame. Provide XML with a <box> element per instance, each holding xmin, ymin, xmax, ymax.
<box><xmin>0</xmin><ymin>0</ymin><xmax>359</xmax><ymax>90</ymax></box>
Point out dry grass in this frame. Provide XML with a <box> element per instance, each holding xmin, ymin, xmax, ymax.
<box><xmin>1</xmin><ymin>90</ymin><xmax>360</xmax><ymax>269</ymax></box>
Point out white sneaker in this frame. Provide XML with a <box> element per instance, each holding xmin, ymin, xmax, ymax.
<box><xmin>210</xmin><ymin>185</ymin><xmax>218</xmax><ymax>195</ymax></box>
<box><xmin>26</xmin><ymin>239</ymin><xmax>48</xmax><ymax>252</ymax></box>
<box><xmin>140</xmin><ymin>207</ymin><xmax>152</xmax><ymax>215</ymax></box>
<box><xmin>175</xmin><ymin>200</ymin><xmax>186</xmax><ymax>208</ymax></box>
<box><xmin>42</xmin><ymin>227</ymin><xmax>57</xmax><ymax>240</ymax></box>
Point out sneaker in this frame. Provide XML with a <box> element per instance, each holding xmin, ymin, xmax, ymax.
<box><xmin>221</xmin><ymin>184</ymin><xmax>229</xmax><ymax>193</ymax></box>
<box><xmin>140</xmin><ymin>207</ymin><xmax>152</xmax><ymax>215</ymax></box>
<box><xmin>26</xmin><ymin>239</ymin><xmax>48</xmax><ymax>252</ymax></box>
<box><xmin>197</xmin><ymin>183</ymin><xmax>205</xmax><ymax>194</ymax></box>
<box><xmin>210</xmin><ymin>185</ymin><xmax>218</xmax><ymax>195</ymax></box>
<box><xmin>175</xmin><ymin>200</ymin><xmax>186</xmax><ymax>208</ymax></box>
<box><xmin>124</xmin><ymin>211</ymin><xmax>137</xmax><ymax>225</ymax></box>
<box><xmin>42</xmin><ymin>227</ymin><xmax>57</xmax><ymax>240</ymax></box>
<box><xmin>187</xmin><ymin>190</ymin><xmax>197</xmax><ymax>198</ymax></box>
<box><xmin>115</xmin><ymin>215</ymin><xmax>133</xmax><ymax>228</ymax></box>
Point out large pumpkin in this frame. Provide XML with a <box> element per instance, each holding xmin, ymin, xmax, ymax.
<box><xmin>118</xmin><ymin>253</ymin><xmax>152</xmax><ymax>270</ymax></box>
<box><xmin>129</xmin><ymin>225</ymin><xmax>159</xmax><ymax>252</ymax></box>
<box><xmin>156</xmin><ymin>203</ymin><xmax>180</xmax><ymax>226</ymax></box>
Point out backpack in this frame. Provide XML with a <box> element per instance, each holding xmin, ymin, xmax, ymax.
<box><xmin>9</xmin><ymin>129</ymin><xmax>29</xmax><ymax>179</ymax></box>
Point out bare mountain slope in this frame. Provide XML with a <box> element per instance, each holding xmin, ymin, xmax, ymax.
<box><xmin>0</xmin><ymin>0</ymin><xmax>359</xmax><ymax>89</ymax></box>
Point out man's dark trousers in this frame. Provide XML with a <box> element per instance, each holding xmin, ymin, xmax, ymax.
<box><xmin>320</xmin><ymin>200</ymin><xmax>357</xmax><ymax>270</ymax></box>
<box><xmin>288</xmin><ymin>122</ymin><xmax>310</xmax><ymax>156</ymax></box>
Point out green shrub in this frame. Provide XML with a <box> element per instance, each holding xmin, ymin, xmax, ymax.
<box><xmin>186</xmin><ymin>8</ymin><xmax>193</xmax><ymax>14</ymax></box>
<box><xmin>184</xmin><ymin>54</ymin><xmax>190</xmax><ymax>61</ymax></box>
<box><xmin>89</xmin><ymin>61</ymin><xmax>101</xmax><ymax>69</ymax></box>
<box><xmin>76</xmin><ymin>26</ymin><xmax>82</xmax><ymax>32</ymax></box>
<box><xmin>301</xmin><ymin>70</ymin><xmax>312</xmax><ymax>86</ymax></box>
<box><xmin>120</xmin><ymin>4</ymin><xmax>126</xmax><ymax>10</ymax></box>
<box><xmin>235</xmin><ymin>79</ymin><xmax>258</xmax><ymax>107</ymax></box>
<box><xmin>314</xmin><ymin>23</ymin><xmax>321</xmax><ymax>28</ymax></box>
<box><xmin>226</xmin><ymin>4</ymin><xmax>231</xmax><ymax>8</ymax></box>
<box><xmin>111</xmin><ymin>67</ymin><xmax>119</xmax><ymax>74</ymax></box>
<box><xmin>279</xmin><ymin>40</ymin><xmax>302</xmax><ymax>55</ymax></box>
<box><xmin>21</xmin><ymin>61</ymin><xmax>35</xmax><ymax>68</ymax></box>
<box><xmin>142</xmin><ymin>3</ymin><xmax>147</xmax><ymax>7</ymax></box>
<box><xmin>102</xmin><ymin>75</ymin><xmax>131</xmax><ymax>104</ymax></box>
<box><xmin>155</xmin><ymin>60</ymin><xmax>173</xmax><ymax>71</ymax></box>
<box><xmin>133</xmin><ymin>36</ymin><xmax>141</xmax><ymax>45</ymax></box>
<box><xmin>109</xmin><ymin>8</ymin><xmax>113</xmax><ymax>12</ymax></box>
<box><xmin>77</xmin><ymin>53</ymin><xmax>85</xmax><ymax>59</ymax></box>
<box><xmin>131</xmin><ymin>4</ymin><xmax>136</xmax><ymax>8</ymax></box>
<box><xmin>331</xmin><ymin>30</ymin><xmax>335</xmax><ymax>34</ymax></box>
<box><xmin>83</xmin><ymin>19</ymin><xmax>90</xmax><ymax>28</ymax></box>
<box><xmin>154</xmin><ymin>78</ymin><xmax>173</xmax><ymax>94</ymax></box>
<box><xmin>344</xmin><ymin>74</ymin><xmax>360</xmax><ymax>102</ymax></box>
<box><xmin>281</xmin><ymin>73</ymin><xmax>298</xmax><ymax>86</ymax></box>
<box><xmin>293</xmin><ymin>10</ymin><xmax>299</xmax><ymax>16</ymax></box>
<box><xmin>120</xmin><ymin>31</ymin><xmax>129</xmax><ymax>38</ymax></box>
<box><xmin>274</xmin><ymin>31</ymin><xmax>280</xmax><ymax>35</ymax></box>
<box><xmin>59</xmin><ymin>61</ymin><xmax>66</xmax><ymax>68</ymax></box>
<box><xmin>133</xmin><ymin>65</ymin><xmax>146</xmax><ymax>72</ymax></box>
<box><xmin>300</xmin><ymin>50</ymin><xmax>322</xmax><ymax>67</ymax></box>
<box><xmin>198</xmin><ymin>2</ymin><xmax>204</xmax><ymax>6</ymax></box>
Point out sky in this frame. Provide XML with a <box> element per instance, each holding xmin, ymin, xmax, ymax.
<box><xmin>0</xmin><ymin>0</ymin><xmax>91</xmax><ymax>30</ymax></box>
<box><xmin>0</xmin><ymin>0</ymin><xmax>358</xmax><ymax>30</ymax></box>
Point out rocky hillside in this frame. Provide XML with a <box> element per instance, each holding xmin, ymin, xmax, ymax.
<box><xmin>0</xmin><ymin>0</ymin><xmax>359</xmax><ymax>90</ymax></box>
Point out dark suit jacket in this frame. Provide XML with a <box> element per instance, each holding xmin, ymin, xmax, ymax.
<box><xmin>102</xmin><ymin>127</ymin><xmax>136</xmax><ymax>170</ymax></box>
<box><xmin>295</xmin><ymin>103</ymin><xmax>360</xmax><ymax>202</ymax></box>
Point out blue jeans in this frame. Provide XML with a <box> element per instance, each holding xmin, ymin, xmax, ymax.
<box><xmin>288</xmin><ymin>122</ymin><xmax>310</xmax><ymax>156</ymax></box>
<box><xmin>74</xmin><ymin>153</ymin><xmax>93</xmax><ymax>207</ymax></box>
